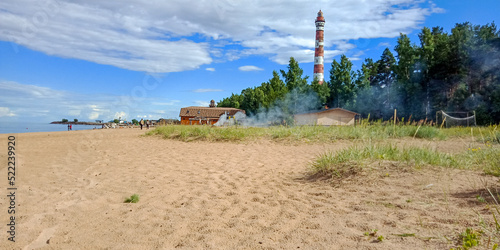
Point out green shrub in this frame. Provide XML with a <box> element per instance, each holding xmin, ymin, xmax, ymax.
<box><xmin>460</xmin><ymin>228</ymin><xmax>481</xmax><ymax>249</ymax></box>
<box><xmin>124</xmin><ymin>194</ymin><xmax>139</xmax><ymax>203</ymax></box>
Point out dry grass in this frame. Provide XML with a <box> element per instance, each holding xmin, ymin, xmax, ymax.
<box><xmin>147</xmin><ymin>124</ymin><xmax>499</xmax><ymax>143</ymax></box>
<box><xmin>309</xmin><ymin>142</ymin><xmax>500</xmax><ymax>177</ymax></box>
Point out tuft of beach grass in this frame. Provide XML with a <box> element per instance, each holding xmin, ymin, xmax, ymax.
<box><xmin>309</xmin><ymin>143</ymin><xmax>500</xmax><ymax>177</ymax></box>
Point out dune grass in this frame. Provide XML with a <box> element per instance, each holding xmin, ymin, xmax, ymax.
<box><xmin>309</xmin><ymin>143</ymin><xmax>500</xmax><ymax>177</ymax></box>
<box><xmin>146</xmin><ymin>125</ymin><xmax>265</xmax><ymax>141</ymax></box>
<box><xmin>146</xmin><ymin>124</ymin><xmax>499</xmax><ymax>143</ymax></box>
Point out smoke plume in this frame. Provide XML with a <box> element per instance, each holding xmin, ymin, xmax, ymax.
<box><xmin>215</xmin><ymin>88</ymin><xmax>322</xmax><ymax>127</ymax></box>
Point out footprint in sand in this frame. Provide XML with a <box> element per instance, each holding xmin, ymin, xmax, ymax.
<box><xmin>23</xmin><ymin>226</ymin><xmax>57</xmax><ymax>250</ymax></box>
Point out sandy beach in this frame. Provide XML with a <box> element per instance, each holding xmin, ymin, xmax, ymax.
<box><xmin>1</xmin><ymin>128</ymin><xmax>498</xmax><ymax>249</ymax></box>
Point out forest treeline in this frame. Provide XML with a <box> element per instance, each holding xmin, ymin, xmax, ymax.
<box><xmin>218</xmin><ymin>22</ymin><xmax>500</xmax><ymax>125</ymax></box>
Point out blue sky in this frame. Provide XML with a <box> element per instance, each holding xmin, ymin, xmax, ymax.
<box><xmin>0</xmin><ymin>0</ymin><xmax>498</xmax><ymax>123</ymax></box>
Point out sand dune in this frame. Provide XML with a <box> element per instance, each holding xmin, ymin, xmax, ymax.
<box><xmin>0</xmin><ymin>129</ymin><xmax>497</xmax><ymax>249</ymax></box>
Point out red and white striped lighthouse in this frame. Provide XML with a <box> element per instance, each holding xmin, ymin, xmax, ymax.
<box><xmin>314</xmin><ymin>10</ymin><xmax>325</xmax><ymax>85</ymax></box>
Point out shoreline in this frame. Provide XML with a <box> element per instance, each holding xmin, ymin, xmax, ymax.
<box><xmin>0</xmin><ymin>122</ymin><xmax>143</xmax><ymax>135</ymax></box>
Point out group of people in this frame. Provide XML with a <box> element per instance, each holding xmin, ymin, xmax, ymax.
<box><xmin>139</xmin><ymin>119</ymin><xmax>151</xmax><ymax>130</ymax></box>
<box><xmin>67</xmin><ymin>124</ymin><xmax>73</xmax><ymax>131</ymax></box>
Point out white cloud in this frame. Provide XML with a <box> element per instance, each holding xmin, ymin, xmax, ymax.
<box><xmin>194</xmin><ymin>100</ymin><xmax>210</xmax><ymax>107</ymax></box>
<box><xmin>191</xmin><ymin>89</ymin><xmax>223</xmax><ymax>93</ymax></box>
<box><xmin>0</xmin><ymin>1</ymin><xmax>211</xmax><ymax>73</ymax></box>
<box><xmin>206</xmin><ymin>68</ymin><xmax>216</xmax><ymax>72</ymax></box>
<box><xmin>0</xmin><ymin>0</ymin><xmax>441</xmax><ymax>70</ymax></box>
<box><xmin>239</xmin><ymin>65</ymin><xmax>264</xmax><ymax>72</ymax></box>
<box><xmin>377</xmin><ymin>42</ymin><xmax>392</xmax><ymax>48</ymax></box>
<box><xmin>88</xmin><ymin>112</ymin><xmax>100</xmax><ymax>120</ymax></box>
<box><xmin>0</xmin><ymin>107</ymin><xmax>16</xmax><ymax>117</ymax></box>
<box><xmin>151</xmin><ymin>100</ymin><xmax>181</xmax><ymax>106</ymax></box>
<box><xmin>349</xmin><ymin>51</ymin><xmax>365</xmax><ymax>61</ymax></box>
<box><xmin>114</xmin><ymin>111</ymin><xmax>127</xmax><ymax>119</ymax></box>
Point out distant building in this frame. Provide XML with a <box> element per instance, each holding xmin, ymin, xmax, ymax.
<box><xmin>294</xmin><ymin>108</ymin><xmax>359</xmax><ymax>126</ymax></box>
<box><xmin>179</xmin><ymin>100</ymin><xmax>245</xmax><ymax>125</ymax></box>
<box><xmin>157</xmin><ymin>118</ymin><xmax>180</xmax><ymax>125</ymax></box>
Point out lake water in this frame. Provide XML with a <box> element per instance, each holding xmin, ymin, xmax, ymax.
<box><xmin>0</xmin><ymin>121</ymin><xmax>101</xmax><ymax>134</ymax></box>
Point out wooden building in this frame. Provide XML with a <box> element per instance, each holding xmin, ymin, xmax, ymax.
<box><xmin>179</xmin><ymin>100</ymin><xmax>245</xmax><ymax>125</ymax></box>
<box><xmin>294</xmin><ymin>108</ymin><xmax>359</xmax><ymax>126</ymax></box>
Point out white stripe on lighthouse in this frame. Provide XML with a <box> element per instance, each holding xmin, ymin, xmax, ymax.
<box><xmin>314</xmin><ymin>56</ymin><xmax>324</xmax><ymax>65</ymax></box>
<box><xmin>313</xmin><ymin>73</ymin><xmax>324</xmax><ymax>81</ymax></box>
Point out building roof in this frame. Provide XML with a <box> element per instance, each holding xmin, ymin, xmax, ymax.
<box><xmin>295</xmin><ymin>107</ymin><xmax>359</xmax><ymax>116</ymax></box>
<box><xmin>179</xmin><ymin>106</ymin><xmax>245</xmax><ymax>118</ymax></box>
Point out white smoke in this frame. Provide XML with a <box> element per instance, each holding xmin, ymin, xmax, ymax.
<box><xmin>213</xmin><ymin>111</ymin><xmax>246</xmax><ymax>126</ymax></box>
<box><xmin>215</xmin><ymin>88</ymin><xmax>321</xmax><ymax>127</ymax></box>
<box><xmin>213</xmin><ymin>112</ymin><xmax>228</xmax><ymax>126</ymax></box>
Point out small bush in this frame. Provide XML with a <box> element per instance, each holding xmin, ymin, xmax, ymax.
<box><xmin>457</xmin><ymin>228</ymin><xmax>481</xmax><ymax>249</ymax></box>
<box><xmin>310</xmin><ymin>153</ymin><xmax>361</xmax><ymax>179</ymax></box>
<box><xmin>124</xmin><ymin>194</ymin><xmax>139</xmax><ymax>203</ymax></box>
<box><xmin>377</xmin><ymin>235</ymin><xmax>384</xmax><ymax>242</ymax></box>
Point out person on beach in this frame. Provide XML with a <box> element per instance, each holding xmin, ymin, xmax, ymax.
<box><xmin>146</xmin><ymin>120</ymin><xmax>150</xmax><ymax>129</ymax></box>
<box><xmin>70</xmin><ymin>124</ymin><xmax>72</xmax><ymax>130</ymax></box>
<box><xmin>68</xmin><ymin>124</ymin><xmax>70</xmax><ymax>131</ymax></box>
<box><xmin>140</xmin><ymin>119</ymin><xmax>144</xmax><ymax>130</ymax></box>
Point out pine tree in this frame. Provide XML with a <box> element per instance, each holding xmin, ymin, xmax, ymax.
<box><xmin>311</xmin><ymin>77</ymin><xmax>330</xmax><ymax>106</ymax></box>
<box><xmin>327</xmin><ymin>54</ymin><xmax>356</xmax><ymax>108</ymax></box>
<box><xmin>280</xmin><ymin>57</ymin><xmax>309</xmax><ymax>92</ymax></box>
<box><xmin>360</xmin><ymin>58</ymin><xmax>378</xmax><ymax>87</ymax></box>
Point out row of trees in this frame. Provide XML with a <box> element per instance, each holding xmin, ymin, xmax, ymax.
<box><xmin>218</xmin><ymin>22</ymin><xmax>500</xmax><ymax>125</ymax></box>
